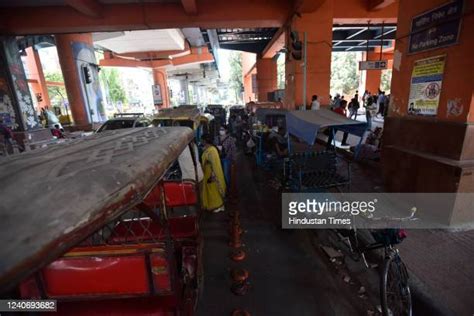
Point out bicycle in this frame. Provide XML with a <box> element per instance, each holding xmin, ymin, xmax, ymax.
<box><xmin>336</xmin><ymin>208</ymin><xmax>417</xmax><ymax>316</ymax></box>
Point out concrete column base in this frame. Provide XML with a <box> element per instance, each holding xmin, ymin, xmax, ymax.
<box><xmin>382</xmin><ymin>117</ymin><xmax>474</xmax><ymax>225</ymax></box>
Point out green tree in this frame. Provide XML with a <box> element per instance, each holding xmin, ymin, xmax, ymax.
<box><xmin>99</xmin><ymin>68</ymin><xmax>127</xmax><ymax>106</ymax></box>
<box><xmin>381</xmin><ymin>69</ymin><xmax>392</xmax><ymax>93</ymax></box>
<box><xmin>330</xmin><ymin>52</ymin><xmax>360</xmax><ymax>96</ymax></box>
<box><xmin>277</xmin><ymin>53</ymin><xmax>285</xmax><ymax>89</ymax></box>
<box><xmin>44</xmin><ymin>71</ymin><xmax>67</xmax><ymax>106</ymax></box>
<box><xmin>228</xmin><ymin>51</ymin><xmax>243</xmax><ymax>103</ymax></box>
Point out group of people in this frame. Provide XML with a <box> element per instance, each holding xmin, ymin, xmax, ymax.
<box><xmin>319</xmin><ymin>89</ymin><xmax>388</xmax><ymax>149</ymax></box>
<box><xmin>324</xmin><ymin>89</ymin><xmax>389</xmax><ymax>130</ymax></box>
<box><xmin>361</xmin><ymin>89</ymin><xmax>389</xmax><ymax>130</ymax></box>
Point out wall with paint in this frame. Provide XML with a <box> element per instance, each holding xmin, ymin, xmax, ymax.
<box><xmin>0</xmin><ymin>56</ymin><xmax>18</xmax><ymax>129</ymax></box>
<box><xmin>389</xmin><ymin>0</ymin><xmax>473</xmax><ymax>122</ymax></box>
<box><xmin>0</xmin><ymin>37</ymin><xmax>40</xmax><ymax>131</ymax></box>
<box><xmin>72</xmin><ymin>42</ymin><xmax>106</xmax><ymax>123</ymax></box>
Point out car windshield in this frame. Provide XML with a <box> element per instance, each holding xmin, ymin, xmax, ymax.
<box><xmin>98</xmin><ymin>119</ymin><xmax>135</xmax><ymax>132</ymax></box>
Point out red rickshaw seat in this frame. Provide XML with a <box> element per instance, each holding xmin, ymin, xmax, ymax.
<box><xmin>20</xmin><ymin>245</ymin><xmax>172</xmax><ymax>299</ymax></box>
<box><xmin>143</xmin><ymin>181</ymin><xmax>197</xmax><ymax>208</ymax></box>
<box><xmin>108</xmin><ymin>216</ymin><xmax>198</xmax><ymax>244</ymax></box>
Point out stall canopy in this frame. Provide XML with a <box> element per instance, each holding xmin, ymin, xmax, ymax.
<box><xmin>286</xmin><ymin>109</ymin><xmax>367</xmax><ymax>145</ymax></box>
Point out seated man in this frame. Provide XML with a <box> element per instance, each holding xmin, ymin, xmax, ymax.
<box><xmin>0</xmin><ymin>117</ymin><xmax>15</xmax><ymax>154</ymax></box>
<box><xmin>269</xmin><ymin>127</ymin><xmax>288</xmax><ymax>158</ymax></box>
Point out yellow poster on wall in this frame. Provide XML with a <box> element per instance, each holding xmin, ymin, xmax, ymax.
<box><xmin>408</xmin><ymin>55</ymin><xmax>446</xmax><ymax>116</ymax></box>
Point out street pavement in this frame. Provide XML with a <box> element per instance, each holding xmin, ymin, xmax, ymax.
<box><xmin>346</xmin><ymin>129</ymin><xmax>474</xmax><ymax>316</ymax></box>
<box><xmin>198</xmin><ymin>117</ymin><xmax>474</xmax><ymax>315</ymax></box>
<box><xmin>197</xmin><ymin>152</ymin><xmax>369</xmax><ymax>316</ymax></box>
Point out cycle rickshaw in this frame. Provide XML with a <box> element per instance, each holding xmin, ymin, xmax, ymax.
<box><xmin>0</xmin><ymin>127</ymin><xmax>203</xmax><ymax>315</ymax></box>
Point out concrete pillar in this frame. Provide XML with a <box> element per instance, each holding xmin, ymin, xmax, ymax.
<box><xmin>0</xmin><ymin>37</ymin><xmax>40</xmax><ymax>131</ymax></box>
<box><xmin>56</xmin><ymin>33</ymin><xmax>106</xmax><ymax>129</ymax></box>
<box><xmin>243</xmin><ymin>70</ymin><xmax>257</xmax><ymax>103</ymax></box>
<box><xmin>365</xmin><ymin>52</ymin><xmax>382</xmax><ymax>93</ymax></box>
<box><xmin>152</xmin><ymin>68</ymin><xmax>170</xmax><ymax>109</ymax></box>
<box><xmin>285</xmin><ymin>0</ymin><xmax>333</xmax><ymax>109</ymax></box>
<box><xmin>256</xmin><ymin>58</ymin><xmax>277</xmax><ymax>102</ymax></box>
<box><xmin>181</xmin><ymin>79</ymin><xmax>190</xmax><ymax>104</ymax></box>
<box><xmin>242</xmin><ymin>52</ymin><xmax>257</xmax><ymax>103</ymax></box>
<box><xmin>24</xmin><ymin>47</ymin><xmax>51</xmax><ymax>110</ymax></box>
<box><xmin>382</xmin><ymin>0</ymin><xmax>474</xmax><ymax>224</ymax></box>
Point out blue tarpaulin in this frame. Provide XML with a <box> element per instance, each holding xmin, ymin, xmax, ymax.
<box><xmin>285</xmin><ymin>109</ymin><xmax>367</xmax><ymax>145</ymax></box>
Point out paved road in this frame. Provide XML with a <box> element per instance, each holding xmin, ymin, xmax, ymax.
<box><xmin>350</xmin><ymin>157</ymin><xmax>474</xmax><ymax>316</ymax></box>
<box><xmin>197</xmin><ymin>152</ymin><xmax>368</xmax><ymax>316</ymax></box>
<box><xmin>197</xmin><ymin>132</ymin><xmax>474</xmax><ymax>316</ymax></box>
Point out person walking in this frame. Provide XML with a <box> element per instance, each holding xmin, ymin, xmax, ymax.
<box><xmin>332</xmin><ymin>94</ymin><xmax>341</xmax><ymax>110</ymax></box>
<box><xmin>217</xmin><ymin>125</ymin><xmax>237</xmax><ymax>189</ymax></box>
<box><xmin>327</xmin><ymin>100</ymin><xmax>349</xmax><ymax>149</ymax></box>
<box><xmin>365</xmin><ymin>94</ymin><xmax>376</xmax><ymax>130</ymax></box>
<box><xmin>349</xmin><ymin>91</ymin><xmax>360</xmax><ymax>120</ymax></box>
<box><xmin>377</xmin><ymin>91</ymin><xmax>386</xmax><ymax>117</ymax></box>
<box><xmin>311</xmin><ymin>95</ymin><xmax>320</xmax><ymax>110</ymax></box>
<box><xmin>201</xmin><ymin>134</ymin><xmax>226</xmax><ymax>213</ymax></box>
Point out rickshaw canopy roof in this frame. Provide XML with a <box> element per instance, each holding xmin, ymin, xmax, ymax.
<box><xmin>230</xmin><ymin>105</ymin><xmax>245</xmax><ymax>110</ymax></box>
<box><xmin>207</xmin><ymin>104</ymin><xmax>223</xmax><ymax>109</ymax></box>
<box><xmin>0</xmin><ymin>127</ymin><xmax>194</xmax><ymax>291</ymax></box>
<box><xmin>286</xmin><ymin>109</ymin><xmax>367</xmax><ymax>145</ymax></box>
<box><xmin>153</xmin><ymin>106</ymin><xmax>200</xmax><ymax>121</ymax></box>
<box><xmin>255</xmin><ymin>108</ymin><xmax>288</xmax><ymax>122</ymax></box>
<box><xmin>247</xmin><ymin>101</ymin><xmax>282</xmax><ymax>111</ymax></box>
<box><xmin>199</xmin><ymin>113</ymin><xmax>214</xmax><ymax>123</ymax></box>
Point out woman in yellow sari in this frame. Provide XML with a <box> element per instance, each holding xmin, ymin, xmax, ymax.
<box><xmin>200</xmin><ymin>134</ymin><xmax>226</xmax><ymax>212</ymax></box>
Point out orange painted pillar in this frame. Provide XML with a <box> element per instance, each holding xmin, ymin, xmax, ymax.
<box><xmin>152</xmin><ymin>68</ymin><xmax>170</xmax><ymax>109</ymax></box>
<box><xmin>256</xmin><ymin>58</ymin><xmax>277</xmax><ymax>102</ymax></box>
<box><xmin>382</xmin><ymin>0</ymin><xmax>474</xmax><ymax>224</ymax></box>
<box><xmin>24</xmin><ymin>47</ymin><xmax>51</xmax><ymax>110</ymax></box>
<box><xmin>364</xmin><ymin>52</ymin><xmax>382</xmax><ymax>94</ymax></box>
<box><xmin>55</xmin><ymin>33</ymin><xmax>93</xmax><ymax>128</ymax></box>
<box><xmin>286</xmin><ymin>0</ymin><xmax>333</xmax><ymax>109</ymax></box>
<box><xmin>243</xmin><ymin>69</ymin><xmax>257</xmax><ymax>103</ymax></box>
<box><xmin>241</xmin><ymin>52</ymin><xmax>257</xmax><ymax>102</ymax></box>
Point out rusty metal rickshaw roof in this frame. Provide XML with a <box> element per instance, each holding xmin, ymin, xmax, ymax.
<box><xmin>153</xmin><ymin>106</ymin><xmax>201</xmax><ymax>121</ymax></box>
<box><xmin>0</xmin><ymin>127</ymin><xmax>194</xmax><ymax>292</ymax></box>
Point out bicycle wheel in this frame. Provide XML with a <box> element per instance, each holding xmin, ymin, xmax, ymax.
<box><xmin>380</xmin><ymin>252</ymin><xmax>412</xmax><ymax>316</ymax></box>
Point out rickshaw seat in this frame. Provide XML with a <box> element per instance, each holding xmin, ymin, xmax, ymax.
<box><xmin>143</xmin><ymin>181</ymin><xmax>197</xmax><ymax>208</ymax></box>
<box><xmin>23</xmin><ymin>245</ymin><xmax>172</xmax><ymax>298</ymax></box>
<box><xmin>163</xmin><ymin>181</ymin><xmax>197</xmax><ymax>207</ymax></box>
<box><xmin>108</xmin><ymin>216</ymin><xmax>198</xmax><ymax>244</ymax></box>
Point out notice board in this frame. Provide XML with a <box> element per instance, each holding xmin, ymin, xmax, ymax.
<box><xmin>408</xmin><ymin>55</ymin><xmax>446</xmax><ymax>116</ymax></box>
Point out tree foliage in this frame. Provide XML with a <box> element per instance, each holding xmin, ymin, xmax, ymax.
<box><xmin>277</xmin><ymin>53</ymin><xmax>285</xmax><ymax>89</ymax></box>
<box><xmin>330</xmin><ymin>52</ymin><xmax>359</xmax><ymax>96</ymax></box>
<box><xmin>381</xmin><ymin>69</ymin><xmax>392</xmax><ymax>93</ymax></box>
<box><xmin>228</xmin><ymin>51</ymin><xmax>243</xmax><ymax>103</ymax></box>
<box><xmin>99</xmin><ymin>68</ymin><xmax>127</xmax><ymax>105</ymax></box>
<box><xmin>44</xmin><ymin>71</ymin><xmax>67</xmax><ymax>106</ymax></box>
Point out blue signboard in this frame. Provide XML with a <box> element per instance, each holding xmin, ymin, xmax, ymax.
<box><xmin>409</xmin><ymin>0</ymin><xmax>464</xmax><ymax>53</ymax></box>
